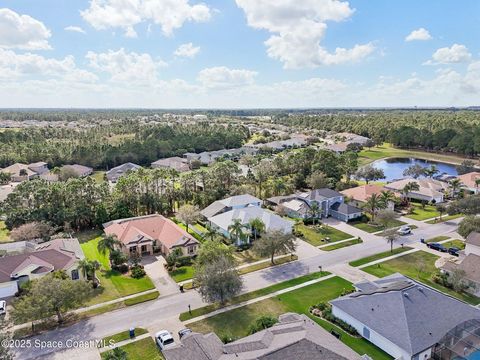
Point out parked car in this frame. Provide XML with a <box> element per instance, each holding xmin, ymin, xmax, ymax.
<box><xmin>448</xmin><ymin>247</ymin><xmax>460</xmax><ymax>256</ymax></box>
<box><xmin>0</xmin><ymin>300</ymin><xmax>6</xmax><ymax>316</ymax></box>
<box><xmin>427</xmin><ymin>243</ymin><xmax>448</xmax><ymax>252</ymax></box>
<box><xmin>155</xmin><ymin>330</ymin><xmax>175</xmax><ymax>350</ymax></box>
<box><xmin>178</xmin><ymin>328</ymin><xmax>192</xmax><ymax>339</ymax></box>
<box><xmin>397</xmin><ymin>226</ymin><xmax>412</xmax><ymax>235</ymax></box>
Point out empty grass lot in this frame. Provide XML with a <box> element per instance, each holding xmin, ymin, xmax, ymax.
<box><xmin>349</xmin><ymin>247</ymin><xmax>413</xmax><ymax>267</ymax></box>
<box><xmin>296</xmin><ymin>223</ymin><xmax>352</xmax><ymax>246</ymax></box>
<box><xmin>362</xmin><ymin>251</ymin><xmax>480</xmax><ymax>305</ymax></box>
<box><xmin>101</xmin><ymin>337</ymin><xmax>163</xmax><ymax>360</ymax></box>
<box><xmin>0</xmin><ymin>221</ymin><xmax>11</xmax><ymax>242</ymax></box>
<box><xmin>80</xmin><ymin>235</ymin><xmax>155</xmax><ymax>305</ymax></box>
<box><xmin>188</xmin><ymin>276</ymin><xmax>391</xmax><ymax>360</ymax></box>
<box><xmin>405</xmin><ymin>203</ymin><xmax>439</xmax><ymax>221</ymax></box>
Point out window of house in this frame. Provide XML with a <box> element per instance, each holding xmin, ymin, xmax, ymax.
<box><xmin>71</xmin><ymin>269</ymin><xmax>79</xmax><ymax>280</ymax></box>
<box><xmin>188</xmin><ymin>246</ymin><xmax>195</xmax><ymax>254</ymax></box>
<box><xmin>129</xmin><ymin>247</ymin><xmax>137</xmax><ymax>254</ymax></box>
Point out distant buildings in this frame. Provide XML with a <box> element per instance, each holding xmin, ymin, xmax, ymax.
<box><xmin>0</xmin><ymin>162</ymin><xmax>49</xmax><ymax>182</ymax></box>
<box><xmin>106</xmin><ymin>163</ymin><xmax>142</xmax><ymax>183</ymax></box>
<box><xmin>184</xmin><ymin>147</ymin><xmax>258</xmax><ymax>165</ymax></box>
<box><xmin>152</xmin><ymin>157</ymin><xmax>190</xmax><ymax>172</ymax></box>
<box><xmin>61</xmin><ymin>164</ymin><xmax>93</xmax><ymax>177</ymax></box>
<box><xmin>163</xmin><ymin>312</ymin><xmax>362</xmax><ymax>360</ymax></box>
<box><xmin>330</xmin><ymin>273</ymin><xmax>480</xmax><ymax>360</ymax></box>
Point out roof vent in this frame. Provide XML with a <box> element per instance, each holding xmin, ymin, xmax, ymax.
<box><xmin>404</xmin><ymin>292</ymin><xmax>409</xmax><ymax>298</ymax></box>
<box><xmin>418</xmin><ymin>287</ymin><xmax>424</xmax><ymax>292</ymax></box>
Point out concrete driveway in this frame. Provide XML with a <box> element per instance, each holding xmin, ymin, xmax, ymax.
<box><xmin>142</xmin><ymin>255</ymin><xmax>180</xmax><ymax>296</ymax></box>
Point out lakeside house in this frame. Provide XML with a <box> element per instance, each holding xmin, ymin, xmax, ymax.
<box><xmin>456</xmin><ymin>172</ymin><xmax>480</xmax><ymax>194</ymax></box>
<box><xmin>0</xmin><ymin>238</ymin><xmax>85</xmax><ymax>299</ymax></box>
<box><xmin>330</xmin><ymin>273</ymin><xmax>480</xmax><ymax>360</ymax></box>
<box><xmin>151</xmin><ymin>157</ymin><xmax>190</xmax><ymax>173</ymax></box>
<box><xmin>266</xmin><ymin>188</ymin><xmax>362</xmax><ymax>222</ymax></box>
<box><xmin>384</xmin><ymin>178</ymin><xmax>449</xmax><ymax>203</ymax></box>
<box><xmin>163</xmin><ymin>312</ymin><xmax>362</xmax><ymax>360</ymax></box>
<box><xmin>106</xmin><ymin>162</ymin><xmax>142</xmax><ymax>183</ymax></box>
<box><xmin>103</xmin><ymin>214</ymin><xmax>199</xmax><ymax>257</ymax></box>
<box><xmin>341</xmin><ymin>184</ymin><xmax>396</xmax><ymax>210</ymax></box>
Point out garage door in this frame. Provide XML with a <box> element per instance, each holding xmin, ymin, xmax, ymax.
<box><xmin>0</xmin><ymin>281</ymin><xmax>18</xmax><ymax>298</ymax></box>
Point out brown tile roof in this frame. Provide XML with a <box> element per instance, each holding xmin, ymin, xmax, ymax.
<box><xmin>103</xmin><ymin>214</ymin><xmax>199</xmax><ymax>250</ymax></box>
<box><xmin>341</xmin><ymin>184</ymin><xmax>391</xmax><ymax>203</ymax></box>
<box><xmin>457</xmin><ymin>172</ymin><xmax>480</xmax><ymax>189</ymax></box>
<box><xmin>442</xmin><ymin>254</ymin><xmax>480</xmax><ymax>284</ymax></box>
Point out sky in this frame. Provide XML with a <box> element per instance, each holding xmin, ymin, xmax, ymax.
<box><xmin>0</xmin><ymin>0</ymin><xmax>479</xmax><ymax>108</ymax></box>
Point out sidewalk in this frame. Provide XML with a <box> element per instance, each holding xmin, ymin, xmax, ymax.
<box><xmin>98</xmin><ymin>333</ymin><xmax>151</xmax><ymax>353</ymax></box>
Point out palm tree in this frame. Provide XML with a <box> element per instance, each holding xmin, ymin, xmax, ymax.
<box><xmin>363</xmin><ymin>194</ymin><xmax>383</xmax><ymax>222</ymax></box>
<box><xmin>228</xmin><ymin>219</ymin><xmax>248</xmax><ymax>245</ymax></box>
<box><xmin>97</xmin><ymin>234</ymin><xmax>121</xmax><ymax>256</ymax></box>
<box><xmin>402</xmin><ymin>181</ymin><xmax>420</xmax><ymax>206</ymax></box>
<box><xmin>379</xmin><ymin>190</ymin><xmax>396</xmax><ymax>209</ymax></box>
<box><xmin>449</xmin><ymin>178</ymin><xmax>463</xmax><ymax>199</ymax></box>
<box><xmin>436</xmin><ymin>203</ymin><xmax>447</xmax><ymax>222</ymax></box>
<box><xmin>90</xmin><ymin>260</ymin><xmax>101</xmax><ymax>286</ymax></box>
<box><xmin>77</xmin><ymin>259</ymin><xmax>92</xmax><ymax>279</ymax></box>
<box><xmin>249</xmin><ymin>218</ymin><xmax>265</xmax><ymax>241</ymax></box>
<box><xmin>204</xmin><ymin>227</ymin><xmax>219</xmax><ymax>241</ymax></box>
<box><xmin>308</xmin><ymin>202</ymin><xmax>321</xmax><ymax>225</ymax></box>
<box><xmin>425</xmin><ymin>165</ymin><xmax>439</xmax><ymax>178</ymax></box>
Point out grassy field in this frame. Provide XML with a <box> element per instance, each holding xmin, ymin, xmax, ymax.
<box><xmin>358</xmin><ymin>143</ymin><xmax>470</xmax><ymax>166</ymax></box>
<box><xmin>296</xmin><ymin>223</ymin><xmax>352</xmax><ymax>246</ymax></box>
<box><xmin>322</xmin><ymin>238</ymin><xmax>363</xmax><ymax>251</ymax></box>
<box><xmin>0</xmin><ymin>221</ymin><xmax>11</xmax><ymax>243</ymax></box>
<box><xmin>426</xmin><ymin>214</ymin><xmax>463</xmax><ymax>224</ymax></box>
<box><xmin>442</xmin><ymin>239</ymin><xmax>465</xmax><ymax>250</ymax></box>
<box><xmin>349</xmin><ymin>247</ymin><xmax>413</xmax><ymax>267</ymax></box>
<box><xmin>350</xmin><ymin>218</ymin><xmax>407</xmax><ymax>233</ymax></box>
<box><xmin>405</xmin><ymin>203</ymin><xmax>440</xmax><ymax>221</ymax></box>
<box><xmin>180</xmin><ymin>271</ymin><xmax>330</xmax><ymax>321</ymax></box>
<box><xmin>80</xmin><ymin>236</ymin><xmax>155</xmax><ymax>305</ymax></box>
<box><xmin>362</xmin><ymin>251</ymin><xmax>480</xmax><ymax>305</ymax></box>
<box><xmin>425</xmin><ymin>235</ymin><xmax>450</xmax><ymax>243</ymax></box>
<box><xmin>101</xmin><ymin>328</ymin><xmax>148</xmax><ymax>346</ymax></box>
<box><xmin>188</xmin><ymin>276</ymin><xmax>391</xmax><ymax>360</ymax></box>
<box><xmin>101</xmin><ymin>337</ymin><xmax>163</xmax><ymax>360</ymax></box>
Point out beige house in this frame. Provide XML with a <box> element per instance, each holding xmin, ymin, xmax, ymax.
<box><xmin>457</xmin><ymin>172</ymin><xmax>480</xmax><ymax>194</ymax></box>
<box><xmin>151</xmin><ymin>157</ymin><xmax>190</xmax><ymax>172</ymax></box>
<box><xmin>0</xmin><ymin>162</ymin><xmax>49</xmax><ymax>182</ymax></box>
<box><xmin>341</xmin><ymin>184</ymin><xmax>396</xmax><ymax>210</ymax></box>
<box><xmin>384</xmin><ymin>178</ymin><xmax>449</xmax><ymax>203</ymax></box>
<box><xmin>103</xmin><ymin>214</ymin><xmax>199</xmax><ymax>257</ymax></box>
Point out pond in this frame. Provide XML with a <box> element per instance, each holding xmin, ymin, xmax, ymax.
<box><xmin>371</xmin><ymin>157</ymin><xmax>459</xmax><ymax>181</ymax></box>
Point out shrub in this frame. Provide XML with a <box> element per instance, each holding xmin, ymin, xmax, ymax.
<box><xmin>310</xmin><ymin>302</ymin><xmax>358</xmax><ymax>336</ymax></box>
<box><xmin>248</xmin><ymin>315</ymin><xmax>278</xmax><ymax>335</ymax></box>
<box><xmin>112</xmin><ymin>263</ymin><xmax>129</xmax><ymax>274</ymax></box>
<box><xmin>130</xmin><ymin>266</ymin><xmax>146</xmax><ymax>279</ymax></box>
<box><xmin>176</xmin><ymin>256</ymin><xmax>193</xmax><ymax>267</ymax></box>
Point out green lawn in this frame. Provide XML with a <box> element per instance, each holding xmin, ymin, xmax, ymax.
<box><xmin>176</xmin><ymin>222</ymin><xmax>204</xmax><ymax>242</ymax></box>
<box><xmin>322</xmin><ymin>238</ymin><xmax>363</xmax><ymax>251</ymax></box>
<box><xmin>91</xmin><ymin>171</ymin><xmax>106</xmax><ymax>184</ymax></box>
<box><xmin>296</xmin><ymin>224</ymin><xmax>352</xmax><ymax>246</ymax></box>
<box><xmin>101</xmin><ymin>328</ymin><xmax>148</xmax><ymax>346</ymax></box>
<box><xmin>349</xmin><ymin>247</ymin><xmax>413</xmax><ymax>267</ymax></box>
<box><xmin>425</xmin><ymin>235</ymin><xmax>450</xmax><ymax>243</ymax></box>
<box><xmin>362</xmin><ymin>251</ymin><xmax>480</xmax><ymax>305</ymax></box>
<box><xmin>350</xmin><ymin>216</ymin><xmax>407</xmax><ymax>233</ymax></box>
<box><xmin>101</xmin><ymin>337</ymin><xmax>163</xmax><ymax>360</ymax></box>
<box><xmin>80</xmin><ymin>236</ymin><xmax>155</xmax><ymax>305</ymax></box>
<box><xmin>169</xmin><ymin>266</ymin><xmax>195</xmax><ymax>283</ymax></box>
<box><xmin>180</xmin><ymin>271</ymin><xmax>330</xmax><ymax>321</ymax></box>
<box><xmin>442</xmin><ymin>239</ymin><xmax>465</xmax><ymax>250</ymax></box>
<box><xmin>405</xmin><ymin>203</ymin><xmax>439</xmax><ymax>221</ymax></box>
<box><xmin>188</xmin><ymin>276</ymin><xmax>391</xmax><ymax>360</ymax></box>
<box><xmin>426</xmin><ymin>214</ymin><xmax>463</xmax><ymax>224</ymax></box>
<box><xmin>0</xmin><ymin>221</ymin><xmax>11</xmax><ymax>243</ymax></box>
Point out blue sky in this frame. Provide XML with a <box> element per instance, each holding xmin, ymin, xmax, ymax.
<box><xmin>1</xmin><ymin>0</ymin><xmax>479</xmax><ymax>108</ymax></box>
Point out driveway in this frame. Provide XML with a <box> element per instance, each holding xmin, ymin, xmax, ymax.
<box><xmin>142</xmin><ymin>255</ymin><xmax>180</xmax><ymax>296</ymax></box>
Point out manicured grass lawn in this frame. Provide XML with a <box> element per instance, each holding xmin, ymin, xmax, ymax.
<box><xmin>425</xmin><ymin>235</ymin><xmax>450</xmax><ymax>243</ymax></box>
<box><xmin>233</xmin><ymin>249</ymin><xmax>263</xmax><ymax>264</ymax></box>
<box><xmin>349</xmin><ymin>216</ymin><xmax>406</xmax><ymax>233</ymax></box>
<box><xmin>349</xmin><ymin>247</ymin><xmax>413</xmax><ymax>267</ymax></box>
<box><xmin>176</xmin><ymin>222</ymin><xmax>204</xmax><ymax>242</ymax></box>
<box><xmin>322</xmin><ymin>238</ymin><xmax>363</xmax><ymax>251</ymax></box>
<box><xmin>80</xmin><ymin>236</ymin><xmax>155</xmax><ymax>305</ymax></box>
<box><xmin>169</xmin><ymin>266</ymin><xmax>194</xmax><ymax>283</ymax></box>
<box><xmin>124</xmin><ymin>291</ymin><xmax>159</xmax><ymax>306</ymax></box>
<box><xmin>91</xmin><ymin>171</ymin><xmax>106</xmax><ymax>184</ymax></box>
<box><xmin>426</xmin><ymin>214</ymin><xmax>463</xmax><ymax>224</ymax></box>
<box><xmin>188</xmin><ymin>276</ymin><xmax>391</xmax><ymax>360</ymax></box>
<box><xmin>442</xmin><ymin>239</ymin><xmax>465</xmax><ymax>250</ymax></box>
<box><xmin>180</xmin><ymin>271</ymin><xmax>330</xmax><ymax>321</ymax></box>
<box><xmin>405</xmin><ymin>203</ymin><xmax>439</xmax><ymax>221</ymax></box>
<box><xmin>0</xmin><ymin>221</ymin><xmax>11</xmax><ymax>243</ymax></box>
<box><xmin>101</xmin><ymin>337</ymin><xmax>163</xmax><ymax>360</ymax></box>
<box><xmin>101</xmin><ymin>328</ymin><xmax>148</xmax><ymax>346</ymax></box>
<box><xmin>362</xmin><ymin>251</ymin><xmax>480</xmax><ymax>305</ymax></box>
<box><xmin>296</xmin><ymin>223</ymin><xmax>352</xmax><ymax>246</ymax></box>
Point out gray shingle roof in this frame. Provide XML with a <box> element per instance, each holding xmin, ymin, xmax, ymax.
<box><xmin>201</xmin><ymin>195</ymin><xmax>262</xmax><ymax>218</ymax></box>
<box><xmin>466</xmin><ymin>232</ymin><xmax>480</xmax><ymax>247</ymax></box>
<box><xmin>301</xmin><ymin>188</ymin><xmax>343</xmax><ymax>201</ymax></box>
<box><xmin>330</xmin><ymin>273</ymin><xmax>480</xmax><ymax>356</ymax></box>
<box><xmin>330</xmin><ymin>202</ymin><xmax>362</xmax><ymax>215</ymax></box>
<box><xmin>106</xmin><ymin>163</ymin><xmax>141</xmax><ymax>182</ymax></box>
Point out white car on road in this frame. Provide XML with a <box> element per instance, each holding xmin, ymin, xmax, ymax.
<box><xmin>155</xmin><ymin>330</ymin><xmax>175</xmax><ymax>350</ymax></box>
<box><xmin>397</xmin><ymin>226</ymin><xmax>412</xmax><ymax>235</ymax></box>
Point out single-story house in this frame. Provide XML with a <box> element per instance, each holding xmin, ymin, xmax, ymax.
<box><xmin>0</xmin><ymin>183</ymin><xmax>18</xmax><ymax>202</ymax></box>
<box><xmin>465</xmin><ymin>231</ymin><xmax>480</xmax><ymax>257</ymax></box>
<box><xmin>341</xmin><ymin>184</ymin><xmax>396</xmax><ymax>210</ymax></box>
<box><xmin>151</xmin><ymin>157</ymin><xmax>190</xmax><ymax>173</ymax></box>
<box><xmin>456</xmin><ymin>172</ymin><xmax>480</xmax><ymax>194</ymax></box>
<box><xmin>207</xmin><ymin>205</ymin><xmax>293</xmax><ymax>245</ymax></box>
<box><xmin>266</xmin><ymin>188</ymin><xmax>362</xmax><ymax>222</ymax></box>
<box><xmin>441</xmin><ymin>254</ymin><xmax>480</xmax><ymax>296</ymax></box>
<box><xmin>183</xmin><ymin>147</ymin><xmax>258</xmax><ymax>165</ymax></box>
<box><xmin>200</xmin><ymin>194</ymin><xmax>262</xmax><ymax>219</ymax></box>
<box><xmin>163</xmin><ymin>312</ymin><xmax>362</xmax><ymax>360</ymax></box>
<box><xmin>0</xmin><ymin>238</ymin><xmax>85</xmax><ymax>299</ymax></box>
<box><xmin>330</xmin><ymin>273</ymin><xmax>480</xmax><ymax>360</ymax></box>
<box><xmin>0</xmin><ymin>162</ymin><xmax>48</xmax><ymax>182</ymax></box>
<box><xmin>61</xmin><ymin>164</ymin><xmax>93</xmax><ymax>177</ymax></box>
<box><xmin>106</xmin><ymin>162</ymin><xmax>142</xmax><ymax>182</ymax></box>
<box><xmin>335</xmin><ymin>132</ymin><xmax>371</xmax><ymax>145</ymax></box>
<box><xmin>103</xmin><ymin>214</ymin><xmax>199</xmax><ymax>257</ymax></box>
<box><xmin>384</xmin><ymin>178</ymin><xmax>449</xmax><ymax>203</ymax></box>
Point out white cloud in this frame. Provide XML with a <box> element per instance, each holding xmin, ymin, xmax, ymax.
<box><xmin>425</xmin><ymin>44</ymin><xmax>472</xmax><ymax>65</ymax></box>
<box><xmin>86</xmin><ymin>48</ymin><xmax>166</xmax><ymax>84</ymax></box>
<box><xmin>197</xmin><ymin>66</ymin><xmax>258</xmax><ymax>88</ymax></box>
<box><xmin>405</xmin><ymin>28</ymin><xmax>432</xmax><ymax>42</ymax></box>
<box><xmin>174</xmin><ymin>42</ymin><xmax>200</xmax><ymax>58</ymax></box>
<box><xmin>124</xmin><ymin>26</ymin><xmax>138</xmax><ymax>38</ymax></box>
<box><xmin>235</xmin><ymin>0</ymin><xmax>374</xmax><ymax>68</ymax></box>
<box><xmin>0</xmin><ymin>8</ymin><xmax>51</xmax><ymax>50</ymax></box>
<box><xmin>81</xmin><ymin>0</ymin><xmax>211</xmax><ymax>37</ymax></box>
<box><xmin>64</xmin><ymin>26</ymin><xmax>86</xmax><ymax>34</ymax></box>
<box><xmin>0</xmin><ymin>48</ymin><xmax>97</xmax><ymax>82</ymax></box>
